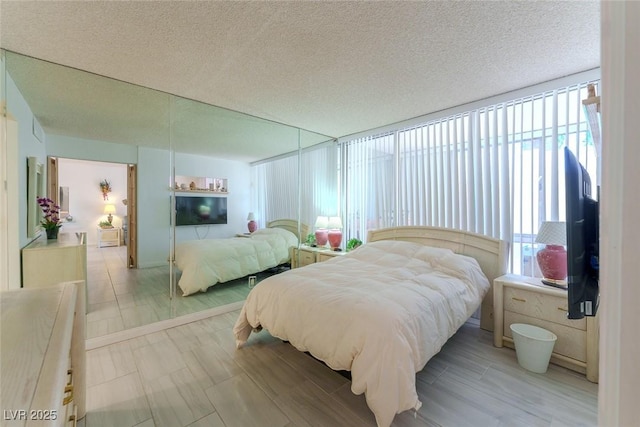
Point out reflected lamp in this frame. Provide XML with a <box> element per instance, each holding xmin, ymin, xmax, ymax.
<box><xmin>247</xmin><ymin>212</ymin><xmax>257</xmax><ymax>233</ymax></box>
<box><xmin>327</xmin><ymin>216</ymin><xmax>343</xmax><ymax>251</ymax></box>
<box><xmin>314</xmin><ymin>216</ymin><xmax>329</xmax><ymax>246</ymax></box>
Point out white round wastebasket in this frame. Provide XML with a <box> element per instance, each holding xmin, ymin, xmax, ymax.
<box><xmin>510</xmin><ymin>323</ymin><xmax>557</xmax><ymax>374</ymax></box>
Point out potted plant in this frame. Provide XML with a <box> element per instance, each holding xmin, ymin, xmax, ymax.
<box><xmin>346</xmin><ymin>238</ymin><xmax>362</xmax><ymax>252</ymax></box>
<box><xmin>305</xmin><ymin>233</ymin><xmax>317</xmax><ymax>247</ymax></box>
<box><xmin>99</xmin><ymin>220</ymin><xmax>114</xmax><ymax>229</ymax></box>
<box><xmin>37</xmin><ymin>197</ymin><xmax>62</xmax><ymax>239</ymax></box>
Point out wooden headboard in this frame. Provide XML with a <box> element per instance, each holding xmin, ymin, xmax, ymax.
<box><xmin>367</xmin><ymin>226</ymin><xmax>508</xmax><ymax>331</ymax></box>
<box><xmin>267</xmin><ymin>219</ymin><xmax>309</xmax><ymax>242</ymax></box>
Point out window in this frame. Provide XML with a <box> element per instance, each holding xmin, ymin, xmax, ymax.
<box><xmin>339</xmin><ymin>78</ymin><xmax>599</xmax><ymax>275</ymax></box>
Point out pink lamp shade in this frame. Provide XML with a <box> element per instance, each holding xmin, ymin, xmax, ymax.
<box><xmin>247</xmin><ymin>212</ymin><xmax>257</xmax><ymax>233</ymax></box>
<box><xmin>535</xmin><ymin>221</ymin><xmax>567</xmax><ymax>282</ymax></box>
<box><xmin>327</xmin><ymin>216</ymin><xmax>343</xmax><ymax>250</ymax></box>
<box><xmin>314</xmin><ymin>216</ymin><xmax>329</xmax><ymax>246</ymax></box>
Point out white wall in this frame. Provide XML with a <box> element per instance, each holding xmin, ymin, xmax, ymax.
<box><xmin>174</xmin><ymin>152</ymin><xmax>251</xmax><ymax>243</ymax></box>
<box><xmin>6</xmin><ymin>71</ymin><xmax>47</xmax><ymax>249</ymax></box>
<box><xmin>599</xmin><ymin>2</ymin><xmax>640</xmax><ymax>425</ymax></box>
<box><xmin>57</xmin><ymin>158</ymin><xmax>128</xmax><ymax>245</ymax></box>
<box><xmin>137</xmin><ymin>146</ymin><xmax>171</xmax><ymax>268</ymax></box>
<box><xmin>46</xmin><ymin>134</ymin><xmax>138</xmax><ymax>164</ymax></box>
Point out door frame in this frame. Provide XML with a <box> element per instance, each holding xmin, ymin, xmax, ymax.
<box><xmin>127</xmin><ymin>164</ymin><xmax>138</xmax><ymax>268</ymax></box>
<box><xmin>50</xmin><ymin>157</ymin><xmax>138</xmax><ymax>267</ymax></box>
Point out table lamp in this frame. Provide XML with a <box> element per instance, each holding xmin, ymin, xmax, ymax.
<box><xmin>327</xmin><ymin>216</ymin><xmax>343</xmax><ymax>251</ymax></box>
<box><xmin>535</xmin><ymin>221</ymin><xmax>567</xmax><ymax>287</ymax></box>
<box><xmin>104</xmin><ymin>204</ymin><xmax>116</xmax><ymax>224</ymax></box>
<box><xmin>314</xmin><ymin>216</ymin><xmax>329</xmax><ymax>246</ymax></box>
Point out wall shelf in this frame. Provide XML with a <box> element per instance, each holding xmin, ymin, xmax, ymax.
<box><xmin>171</xmin><ymin>188</ymin><xmax>229</xmax><ymax>195</ymax></box>
<box><xmin>173</xmin><ymin>175</ymin><xmax>228</xmax><ymax>194</ymax></box>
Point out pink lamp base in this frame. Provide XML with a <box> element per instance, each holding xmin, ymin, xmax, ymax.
<box><xmin>315</xmin><ymin>229</ymin><xmax>328</xmax><ymax>246</ymax></box>
<box><xmin>248</xmin><ymin>220</ymin><xmax>257</xmax><ymax>233</ymax></box>
<box><xmin>537</xmin><ymin>245</ymin><xmax>567</xmax><ymax>281</ymax></box>
<box><xmin>328</xmin><ymin>230</ymin><xmax>342</xmax><ymax>250</ymax></box>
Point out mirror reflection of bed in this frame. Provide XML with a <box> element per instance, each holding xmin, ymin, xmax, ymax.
<box><xmin>85</xmin><ymin>220</ymin><xmax>307</xmax><ymax>339</ymax></box>
<box><xmin>172</xmin><ymin>219</ymin><xmax>308</xmax><ymax>306</ymax></box>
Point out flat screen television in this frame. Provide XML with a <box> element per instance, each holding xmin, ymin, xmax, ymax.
<box><xmin>175</xmin><ymin>195</ymin><xmax>227</xmax><ymax>226</ymax></box>
<box><xmin>564</xmin><ymin>147</ymin><xmax>599</xmax><ymax>319</ymax></box>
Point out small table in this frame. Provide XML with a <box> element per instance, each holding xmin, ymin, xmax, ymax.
<box><xmin>493</xmin><ymin>274</ymin><xmax>599</xmax><ymax>382</ymax></box>
<box><xmin>97</xmin><ymin>226</ymin><xmax>121</xmax><ymax>248</ymax></box>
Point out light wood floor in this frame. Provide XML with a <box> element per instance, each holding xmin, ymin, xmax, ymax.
<box><xmin>83</xmin><ymin>310</ymin><xmax>598</xmax><ymax>427</ymax></box>
<box><xmin>85</xmin><ymin>245</ymin><xmax>261</xmax><ymax>339</ymax></box>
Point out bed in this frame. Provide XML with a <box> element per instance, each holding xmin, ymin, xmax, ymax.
<box><xmin>233</xmin><ymin>226</ymin><xmax>508</xmax><ymax>427</ymax></box>
<box><xmin>174</xmin><ymin>219</ymin><xmax>308</xmax><ymax>296</ymax></box>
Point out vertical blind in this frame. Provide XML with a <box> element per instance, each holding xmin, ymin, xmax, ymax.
<box><xmin>339</xmin><ymin>79</ymin><xmax>598</xmax><ymax>275</ymax></box>
<box><xmin>299</xmin><ymin>142</ymin><xmax>339</xmax><ymax>231</ymax></box>
<box><xmin>251</xmin><ymin>142</ymin><xmax>338</xmax><ymax>233</ymax></box>
<box><xmin>251</xmin><ymin>155</ymin><xmax>299</xmax><ymax>226</ymax></box>
<box><xmin>252</xmin><ymin>77</ymin><xmax>599</xmax><ymax>274</ymax></box>
<box><xmin>340</xmin><ymin>133</ymin><xmax>395</xmax><ymax>242</ymax></box>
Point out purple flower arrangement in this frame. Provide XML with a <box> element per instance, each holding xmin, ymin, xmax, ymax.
<box><xmin>37</xmin><ymin>197</ymin><xmax>62</xmax><ymax>230</ymax></box>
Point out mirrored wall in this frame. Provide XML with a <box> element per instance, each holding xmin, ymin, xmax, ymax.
<box><xmin>3</xmin><ymin>49</ymin><xmax>333</xmax><ymax>339</ymax></box>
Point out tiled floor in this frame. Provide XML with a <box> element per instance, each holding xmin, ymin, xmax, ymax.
<box><xmin>85</xmin><ymin>245</ymin><xmax>263</xmax><ymax>339</ymax></box>
<box><xmin>84</xmin><ymin>311</ymin><xmax>598</xmax><ymax>427</ymax></box>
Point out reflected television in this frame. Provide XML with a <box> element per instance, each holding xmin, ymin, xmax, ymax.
<box><xmin>175</xmin><ymin>196</ymin><xmax>227</xmax><ymax>226</ymax></box>
<box><xmin>564</xmin><ymin>147</ymin><xmax>599</xmax><ymax>319</ymax></box>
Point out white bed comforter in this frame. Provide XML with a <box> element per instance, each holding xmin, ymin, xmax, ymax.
<box><xmin>233</xmin><ymin>240</ymin><xmax>490</xmax><ymax>427</ymax></box>
<box><xmin>175</xmin><ymin>228</ymin><xmax>298</xmax><ymax>296</ymax></box>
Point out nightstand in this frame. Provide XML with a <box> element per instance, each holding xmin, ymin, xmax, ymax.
<box><xmin>97</xmin><ymin>226</ymin><xmax>121</xmax><ymax>248</ymax></box>
<box><xmin>290</xmin><ymin>245</ymin><xmax>346</xmax><ymax>268</ymax></box>
<box><xmin>493</xmin><ymin>274</ymin><xmax>599</xmax><ymax>382</ymax></box>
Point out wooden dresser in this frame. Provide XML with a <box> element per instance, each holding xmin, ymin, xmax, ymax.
<box><xmin>493</xmin><ymin>274</ymin><xmax>599</xmax><ymax>382</ymax></box>
<box><xmin>1</xmin><ymin>281</ymin><xmax>86</xmax><ymax>426</ymax></box>
<box><xmin>21</xmin><ymin>232</ymin><xmax>87</xmax><ymax>289</ymax></box>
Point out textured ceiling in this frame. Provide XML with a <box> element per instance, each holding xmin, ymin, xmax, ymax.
<box><xmin>0</xmin><ymin>1</ymin><xmax>600</xmax><ymax>156</ymax></box>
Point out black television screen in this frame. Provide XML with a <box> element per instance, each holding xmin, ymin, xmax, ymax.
<box><xmin>564</xmin><ymin>147</ymin><xmax>599</xmax><ymax>319</ymax></box>
<box><xmin>175</xmin><ymin>196</ymin><xmax>227</xmax><ymax>226</ymax></box>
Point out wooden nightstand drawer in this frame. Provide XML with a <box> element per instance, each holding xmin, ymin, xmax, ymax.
<box><xmin>504</xmin><ymin>287</ymin><xmax>586</xmax><ymax>331</ymax></box>
<box><xmin>504</xmin><ymin>311</ymin><xmax>587</xmax><ymax>362</ymax></box>
<box><xmin>298</xmin><ymin>250</ymin><xmax>316</xmax><ymax>266</ymax></box>
<box><xmin>291</xmin><ymin>246</ymin><xmax>347</xmax><ymax>268</ymax></box>
<box><xmin>317</xmin><ymin>252</ymin><xmax>339</xmax><ymax>262</ymax></box>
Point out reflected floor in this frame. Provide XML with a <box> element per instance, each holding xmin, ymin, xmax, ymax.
<box><xmin>86</xmin><ymin>245</ymin><xmax>278</xmax><ymax>339</ymax></box>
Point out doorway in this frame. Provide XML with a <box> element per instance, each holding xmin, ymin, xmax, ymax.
<box><xmin>48</xmin><ymin>156</ymin><xmax>137</xmax><ymax>264</ymax></box>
